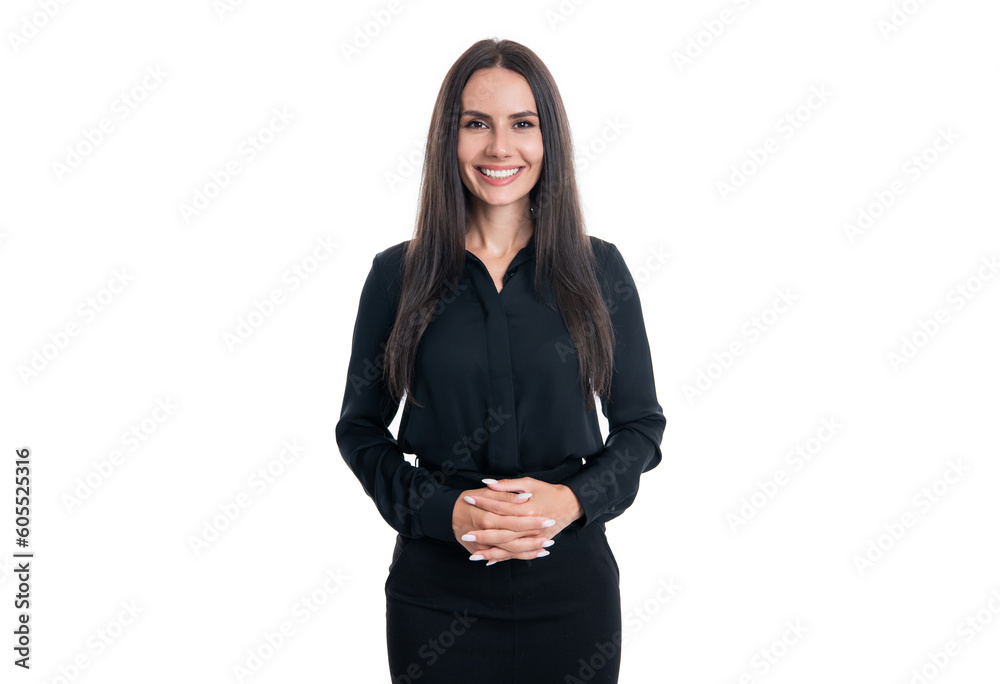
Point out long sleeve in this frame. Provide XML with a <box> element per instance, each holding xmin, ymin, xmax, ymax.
<box><xmin>561</xmin><ymin>242</ymin><xmax>666</xmax><ymax>528</ymax></box>
<box><xmin>335</xmin><ymin>253</ymin><xmax>464</xmax><ymax>541</ymax></box>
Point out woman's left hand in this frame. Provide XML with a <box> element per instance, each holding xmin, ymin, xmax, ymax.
<box><xmin>462</xmin><ymin>477</ymin><xmax>585</xmax><ymax>565</ymax></box>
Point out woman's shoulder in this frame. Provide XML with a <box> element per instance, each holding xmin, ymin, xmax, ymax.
<box><xmin>587</xmin><ymin>234</ymin><xmax>625</xmax><ymax>279</ymax></box>
<box><xmin>373</xmin><ymin>239</ymin><xmax>409</xmax><ymax>267</ymax></box>
<box><xmin>369</xmin><ymin>239</ymin><xmax>410</xmax><ymax>294</ymax></box>
<box><xmin>587</xmin><ymin>235</ymin><xmax>618</xmax><ymax>259</ymax></box>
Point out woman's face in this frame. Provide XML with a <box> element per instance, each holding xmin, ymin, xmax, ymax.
<box><xmin>457</xmin><ymin>67</ymin><xmax>543</xmax><ymax>213</ymax></box>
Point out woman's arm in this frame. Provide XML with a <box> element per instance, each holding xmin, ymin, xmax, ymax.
<box><xmin>560</xmin><ymin>240</ymin><xmax>667</xmax><ymax>528</ymax></box>
<box><xmin>335</xmin><ymin>252</ymin><xmax>464</xmax><ymax>541</ymax></box>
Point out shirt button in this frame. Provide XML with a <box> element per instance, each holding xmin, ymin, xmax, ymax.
<box><xmin>507</xmin><ymin>269</ymin><xmax>516</xmax><ymax>276</ymax></box>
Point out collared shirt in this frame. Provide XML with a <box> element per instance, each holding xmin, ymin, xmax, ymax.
<box><xmin>336</xmin><ymin>233</ymin><xmax>666</xmax><ymax>542</ymax></box>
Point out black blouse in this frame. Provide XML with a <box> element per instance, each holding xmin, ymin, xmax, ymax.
<box><xmin>335</xmin><ymin>233</ymin><xmax>666</xmax><ymax>542</ymax></box>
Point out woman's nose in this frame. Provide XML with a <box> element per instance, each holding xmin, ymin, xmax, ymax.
<box><xmin>486</xmin><ymin>129</ymin><xmax>510</xmax><ymax>157</ymax></box>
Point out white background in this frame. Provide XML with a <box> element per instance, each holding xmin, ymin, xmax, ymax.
<box><xmin>2</xmin><ymin>0</ymin><xmax>999</xmax><ymax>682</ymax></box>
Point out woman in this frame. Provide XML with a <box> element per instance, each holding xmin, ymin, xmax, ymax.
<box><xmin>336</xmin><ymin>38</ymin><xmax>665</xmax><ymax>683</ymax></box>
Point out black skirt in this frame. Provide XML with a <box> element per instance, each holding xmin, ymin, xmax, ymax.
<box><xmin>385</xmin><ymin>520</ymin><xmax>622</xmax><ymax>683</ymax></box>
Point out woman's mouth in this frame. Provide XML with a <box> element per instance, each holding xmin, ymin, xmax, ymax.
<box><xmin>476</xmin><ymin>166</ymin><xmax>525</xmax><ymax>186</ymax></box>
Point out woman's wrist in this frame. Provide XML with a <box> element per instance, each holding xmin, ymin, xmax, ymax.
<box><xmin>556</xmin><ymin>484</ymin><xmax>584</xmax><ymax>522</ymax></box>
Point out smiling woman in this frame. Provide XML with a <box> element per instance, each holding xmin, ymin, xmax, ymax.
<box><xmin>336</xmin><ymin>37</ymin><xmax>666</xmax><ymax>683</ymax></box>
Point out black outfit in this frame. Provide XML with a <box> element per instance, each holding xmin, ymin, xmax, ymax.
<box><xmin>336</xmin><ymin>233</ymin><xmax>665</xmax><ymax>683</ymax></box>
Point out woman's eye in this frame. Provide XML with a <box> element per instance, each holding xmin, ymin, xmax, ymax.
<box><xmin>463</xmin><ymin>120</ymin><xmax>535</xmax><ymax>130</ymax></box>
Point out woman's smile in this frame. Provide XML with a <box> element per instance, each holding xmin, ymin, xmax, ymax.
<box><xmin>475</xmin><ymin>165</ymin><xmax>526</xmax><ymax>185</ymax></box>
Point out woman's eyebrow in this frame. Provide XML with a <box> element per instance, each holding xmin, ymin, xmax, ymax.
<box><xmin>460</xmin><ymin>110</ymin><xmax>539</xmax><ymax>120</ymax></box>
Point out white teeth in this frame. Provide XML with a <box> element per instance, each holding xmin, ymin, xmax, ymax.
<box><xmin>478</xmin><ymin>167</ymin><xmax>521</xmax><ymax>179</ymax></box>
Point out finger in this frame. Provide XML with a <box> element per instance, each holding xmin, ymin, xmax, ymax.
<box><xmin>493</xmin><ymin>536</ymin><xmax>555</xmax><ymax>554</ymax></box>
<box><xmin>464</xmin><ymin>495</ymin><xmax>547</xmax><ymax>518</ymax></box>
<box><xmin>470</xmin><ymin>544</ymin><xmax>551</xmax><ymax>562</ymax></box>
<box><xmin>463</xmin><ymin>530</ymin><xmax>553</xmax><ymax>547</ymax></box>
<box><xmin>464</xmin><ymin>492</ymin><xmax>532</xmax><ymax>513</ymax></box>
<box><xmin>481</xmin><ymin>477</ymin><xmax>534</xmax><ymax>494</ymax></box>
<box><xmin>485</xmin><ymin>554</ymin><xmax>514</xmax><ymax>566</ymax></box>
<box><xmin>472</xmin><ymin>489</ymin><xmax>532</xmax><ymax>503</ymax></box>
<box><xmin>461</xmin><ymin>528</ymin><xmax>539</xmax><ymax>546</ymax></box>
<box><xmin>481</xmin><ymin>510</ymin><xmax>556</xmax><ymax>533</ymax></box>
<box><xmin>472</xmin><ymin>546</ymin><xmax>551</xmax><ymax>562</ymax></box>
<box><xmin>469</xmin><ymin>546</ymin><xmax>512</xmax><ymax>562</ymax></box>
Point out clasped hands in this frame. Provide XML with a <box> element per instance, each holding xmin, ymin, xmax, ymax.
<box><xmin>452</xmin><ymin>477</ymin><xmax>584</xmax><ymax>565</ymax></box>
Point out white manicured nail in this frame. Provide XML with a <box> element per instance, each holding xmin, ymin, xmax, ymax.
<box><xmin>462</xmin><ymin>534</ymin><xmax>476</xmax><ymax>542</ymax></box>
<box><xmin>536</xmin><ymin>550</ymin><xmax>550</xmax><ymax>558</ymax></box>
<box><xmin>464</xmin><ymin>496</ymin><xmax>476</xmax><ymax>505</ymax></box>
<box><xmin>515</xmin><ymin>492</ymin><xmax>532</xmax><ymax>500</ymax></box>
<box><xmin>542</xmin><ymin>519</ymin><xmax>556</xmax><ymax>527</ymax></box>
<box><xmin>469</xmin><ymin>554</ymin><xmax>484</xmax><ymax>561</ymax></box>
<box><xmin>481</xmin><ymin>478</ymin><xmax>498</xmax><ymax>484</ymax></box>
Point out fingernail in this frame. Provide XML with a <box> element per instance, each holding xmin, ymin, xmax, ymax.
<box><xmin>515</xmin><ymin>492</ymin><xmax>532</xmax><ymax>500</ymax></box>
<box><xmin>464</xmin><ymin>496</ymin><xmax>476</xmax><ymax>505</ymax></box>
<box><xmin>542</xmin><ymin>519</ymin><xmax>556</xmax><ymax>527</ymax></box>
<box><xmin>469</xmin><ymin>554</ymin><xmax>484</xmax><ymax>561</ymax></box>
<box><xmin>462</xmin><ymin>534</ymin><xmax>476</xmax><ymax>542</ymax></box>
<box><xmin>481</xmin><ymin>478</ymin><xmax>498</xmax><ymax>484</ymax></box>
<box><xmin>486</xmin><ymin>560</ymin><xmax>497</xmax><ymax>566</ymax></box>
<box><xmin>542</xmin><ymin>539</ymin><xmax>555</xmax><ymax>547</ymax></box>
<box><xmin>536</xmin><ymin>550</ymin><xmax>550</xmax><ymax>558</ymax></box>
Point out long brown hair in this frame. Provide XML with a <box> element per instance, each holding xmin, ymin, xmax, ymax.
<box><xmin>383</xmin><ymin>38</ymin><xmax>615</xmax><ymax>413</ymax></box>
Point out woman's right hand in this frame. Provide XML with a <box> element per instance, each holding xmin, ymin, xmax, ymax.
<box><xmin>452</xmin><ymin>487</ymin><xmax>555</xmax><ymax>562</ymax></box>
